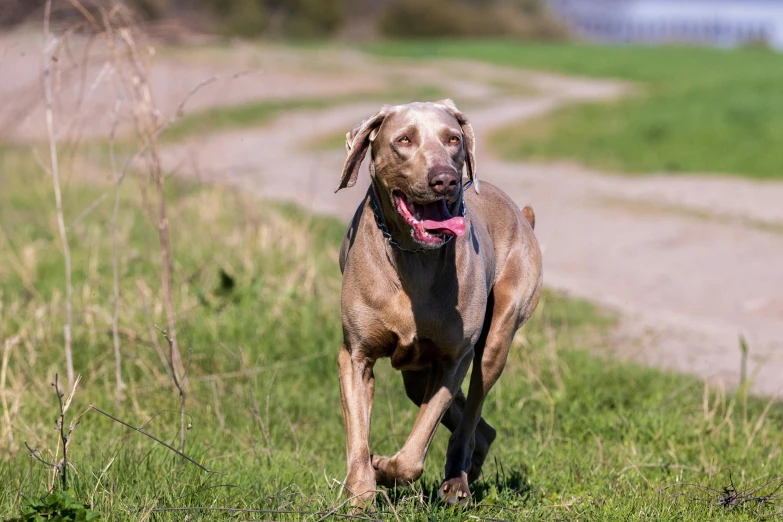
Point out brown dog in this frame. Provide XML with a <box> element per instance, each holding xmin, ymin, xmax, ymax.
<box><xmin>335</xmin><ymin>99</ymin><xmax>542</xmax><ymax>507</ymax></box>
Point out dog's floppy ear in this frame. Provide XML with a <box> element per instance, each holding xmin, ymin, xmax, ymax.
<box><xmin>437</xmin><ymin>99</ymin><xmax>479</xmax><ymax>194</ymax></box>
<box><xmin>336</xmin><ymin>106</ymin><xmax>389</xmax><ymax>192</ymax></box>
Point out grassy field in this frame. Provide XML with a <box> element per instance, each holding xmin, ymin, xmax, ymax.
<box><xmin>2</xmin><ymin>144</ymin><xmax>783</xmax><ymax>521</ymax></box>
<box><xmin>368</xmin><ymin>41</ymin><xmax>783</xmax><ymax>179</ymax></box>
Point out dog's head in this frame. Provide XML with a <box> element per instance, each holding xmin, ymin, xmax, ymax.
<box><xmin>336</xmin><ymin>99</ymin><xmax>477</xmax><ymax>249</ymax></box>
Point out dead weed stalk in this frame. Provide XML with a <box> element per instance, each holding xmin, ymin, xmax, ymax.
<box><xmin>664</xmin><ymin>472</ymin><xmax>783</xmax><ymax>518</ymax></box>
<box><xmin>24</xmin><ymin>373</ymin><xmax>82</xmax><ymax>493</ymax></box>
<box><xmin>42</xmin><ymin>0</ymin><xmax>75</xmax><ymax>387</ymax></box>
<box><xmin>44</xmin><ymin>0</ymin><xmax>220</xmax><ymax>454</ymax></box>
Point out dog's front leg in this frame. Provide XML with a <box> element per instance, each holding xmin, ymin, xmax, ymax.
<box><xmin>401</xmin><ymin>371</ymin><xmax>497</xmax><ymax>478</ymax></box>
<box><xmin>338</xmin><ymin>344</ymin><xmax>377</xmax><ymax>508</ymax></box>
<box><xmin>372</xmin><ymin>352</ymin><xmax>472</xmax><ymax>489</ymax></box>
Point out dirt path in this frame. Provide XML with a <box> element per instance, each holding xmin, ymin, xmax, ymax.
<box><xmin>158</xmin><ymin>54</ymin><xmax>783</xmax><ymax>396</ymax></box>
<box><xmin>0</xmin><ymin>31</ymin><xmax>384</xmax><ymax>142</ymax></box>
<box><xmin>3</xmin><ymin>32</ymin><xmax>781</xmax><ymax>395</ymax></box>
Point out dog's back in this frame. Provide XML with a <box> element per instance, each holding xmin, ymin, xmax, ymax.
<box><xmin>464</xmin><ymin>181</ymin><xmax>541</xmax><ymax>297</ymax></box>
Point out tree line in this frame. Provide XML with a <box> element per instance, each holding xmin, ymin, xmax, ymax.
<box><xmin>1</xmin><ymin>0</ymin><xmax>567</xmax><ymax>39</ymax></box>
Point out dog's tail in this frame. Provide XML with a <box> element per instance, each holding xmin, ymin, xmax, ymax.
<box><xmin>522</xmin><ymin>205</ymin><xmax>536</xmax><ymax>230</ymax></box>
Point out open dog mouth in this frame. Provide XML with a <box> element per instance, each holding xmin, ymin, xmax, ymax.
<box><xmin>392</xmin><ymin>190</ymin><xmax>466</xmax><ymax>246</ymax></box>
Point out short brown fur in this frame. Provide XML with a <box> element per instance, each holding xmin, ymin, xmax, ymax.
<box><xmin>336</xmin><ymin>100</ymin><xmax>543</xmax><ymax>507</ymax></box>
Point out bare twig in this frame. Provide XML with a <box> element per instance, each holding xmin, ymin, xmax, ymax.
<box><xmin>66</xmin><ymin>192</ymin><xmax>109</xmax><ymax>231</ymax></box>
<box><xmin>149</xmin><ymin>505</ymin><xmax>379</xmax><ymax>521</ymax></box>
<box><xmin>664</xmin><ymin>472</ymin><xmax>783</xmax><ymax>517</ymax></box>
<box><xmin>317</xmin><ymin>486</ymin><xmax>399</xmax><ymax>522</ymax></box>
<box><xmin>136</xmin><ymin>279</ymin><xmax>172</xmax><ymax>379</ymax></box>
<box><xmin>155</xmin><ymin>326</ymin><xmax>187</xmax><ymax>454</ymax></box>
<box><xmin>376</xmin><ymin>490</ymin><xmax>401</xmax><ymax>522</ymax></box>
<box><xmin>68</xmin><ymin>0</ymin><xmax>101</xmax><ymax>32</ymax></box>
<box><xmin>170</xmin><ymin>484</ymin><xmax>238</xmax><ymax>503</ymax></box>
<box><xmin>94</xmin><ymin>10</ymin><xmax>219</xmax><ymax>456</ymax></box>
<box><xmin>89</xmin><ymin>405</ymin><xmax>214</xmax><ymax>473</ymax></box>
<box><xmin>43</xmin><ymin>0</ymin><xmax>75</xmax><ymax>386</ymax></box>
<box><xmin>25</xmin><ymin>442</ymin><xmax>58</xmax><ymax>469</ymax></box>
<box><xmin>105</xmin><ymin>19</ymin><xmax>189</xmax><ymax>395</ymax></box>
<box><xmin>139</xmin><ymin>408</ymin><xmax>195</xmax><ymax>432</ymax></box>
<box><xmin>51</xmin><ymin>374</ymin><xmax>81</xmax><ymax>491</ymax></box>
<box><xmin>114</xmin><ymin>74</ymin><xmax>218</xmax><ymax>189</ymax></box>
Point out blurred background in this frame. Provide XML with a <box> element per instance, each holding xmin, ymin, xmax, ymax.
<box><xmin>1</xmin><ymin>1</ymin><xmax>783</xmax><ymax>520</ymax></box>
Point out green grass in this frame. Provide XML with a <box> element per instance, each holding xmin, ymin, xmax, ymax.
<box><xmin>162</xmin><ymin>84</ymin><xmax>447</xmax><ymax>142</ymax></box>
<box><xmin>2</xmin><ymin>145</ymin><xmax>783</xmax><ymax>521</ymax></box>
<box><xmin>367</xmin><ymin>41</ymin><xmax>783</xmax><ymax>179</ymax></box>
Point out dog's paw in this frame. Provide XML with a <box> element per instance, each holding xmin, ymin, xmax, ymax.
<box><xmin>439</xmin><ymin>472</ymin><xmax>470</xmax><ymax>506</ymax></box>
<box><xmin>345</xmin><ymin>464</ymin><xmax>377</xmax><ymax>509</ymax></box>
<box><xmin>371</xmin><ymin>455</ymin><xmax>395</xmax><ymax>487</ymax></box>
<box><xmin>346</xmin><ymin>481</ymin><xmax>376</xmax><ymax>512</ymax></box>
<box><xmin>371</xmin><ymin>454</ymin><xmax>423</xmax><ymax>487</ymax></box>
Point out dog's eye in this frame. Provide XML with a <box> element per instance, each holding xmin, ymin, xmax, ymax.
<box><xmin>449</xmin><ymin>136</ymin><xmax>460</xmax><ymax>145</ymax></box>
<box><xmin>398</xmin><ymin>136</ymin><xmax>410</xmax><ymax>144</ymax></box>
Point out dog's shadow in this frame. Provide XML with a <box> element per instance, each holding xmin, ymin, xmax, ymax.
<box><xmin>386</xmin><ymin>462</ymin><xmax>535</xmax><ymax>507</ymax></box>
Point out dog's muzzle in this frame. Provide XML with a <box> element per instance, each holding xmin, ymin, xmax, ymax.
<box><xmin>392</xmin><ymin>191</ymin><xmax>466</xmax><ymax>246</ymax></box>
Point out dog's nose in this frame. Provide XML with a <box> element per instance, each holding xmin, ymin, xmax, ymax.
<box><xmin>428</xmin><ymin>169</ymin><xmax>459</xmax><ymax>195</ymax></box>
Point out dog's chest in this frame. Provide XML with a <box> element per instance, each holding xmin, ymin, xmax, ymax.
<box><xmin>342</xmin><ymin>218</ymin><xmax>494</xmax><ymax>368</ymax></box>
<box><xmin>371</xmin><ymin>282</ymin><xmax>487</xmax><ymax>370</ymax></box>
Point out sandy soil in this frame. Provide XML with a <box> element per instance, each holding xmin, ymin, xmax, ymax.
<box><xmin>2</xmin><ymin>31</ymin><xmax>782</xmax><ymax>395</ymax></box>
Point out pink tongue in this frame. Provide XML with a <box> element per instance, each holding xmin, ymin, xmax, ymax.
<box><xmin>422</xmin><ymin>217</ymin><xmax>466</xmax><ymax>237</ymax></box>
